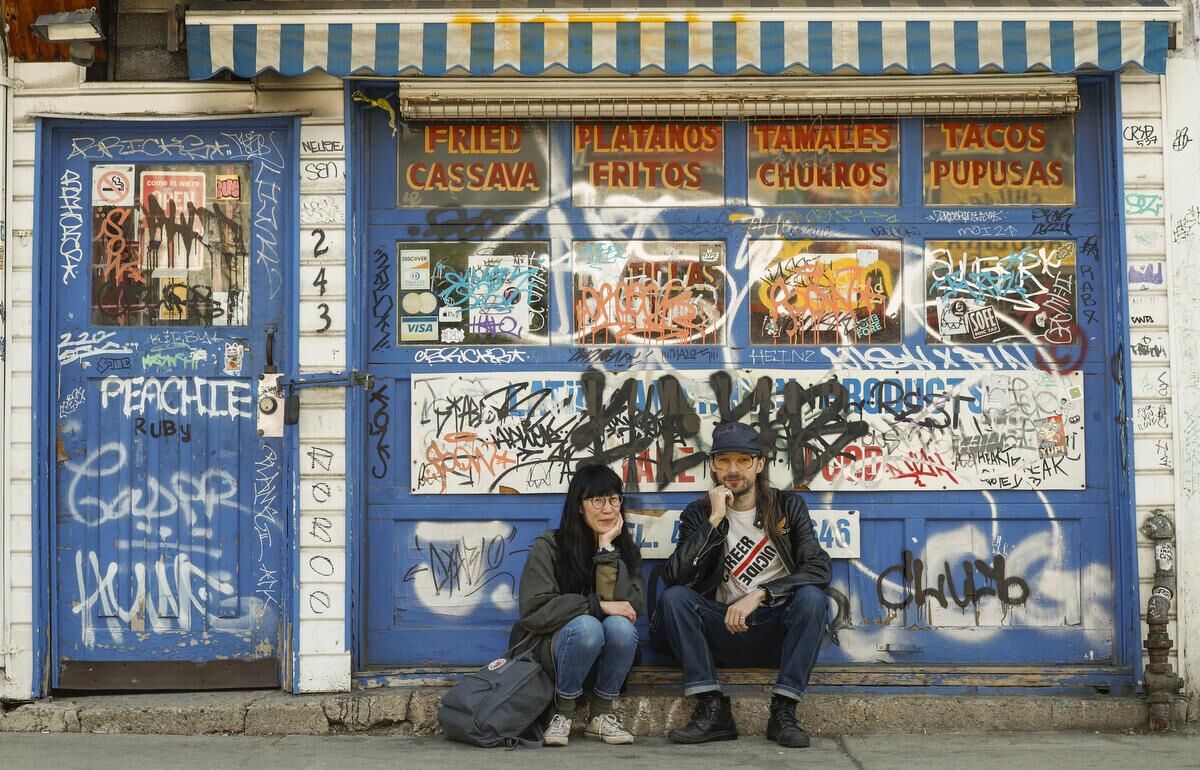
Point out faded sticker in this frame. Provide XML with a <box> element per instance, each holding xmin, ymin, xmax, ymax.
<box><xmin>400</xmin><ymin>248</ymin><xmax>431</xmax><ymax>290</ymax></box>
<box><xmin>224</xmin><ymin>340</ymin><xmax>247</xmax><ymax>375</ymax></box>
<box><xmin>93</xmin><ymin>164</ymin><xmax>135</xmax><ymax>207</ymax></box>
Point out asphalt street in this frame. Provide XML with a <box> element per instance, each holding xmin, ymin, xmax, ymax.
<box><xmin>1</xmin><ymin>732</ymin><xmax>1198</xmax><ymax>770</ymax></box>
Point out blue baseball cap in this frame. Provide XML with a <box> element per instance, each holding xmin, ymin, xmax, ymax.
<box><xmin>710</xmin><ymin>422</ymin><xmax>762</xmax><ymax>456</ymax></box>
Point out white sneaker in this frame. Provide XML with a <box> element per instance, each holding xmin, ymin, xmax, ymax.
<box><xmin>544</xmin><ymin>714</ymin><xmax>571</xmax><ymax>746</ymax></box>
<box><xmin>584</xmin><ymin>712</ymin><xmax>635</xmax><ymax>745</ymax></box>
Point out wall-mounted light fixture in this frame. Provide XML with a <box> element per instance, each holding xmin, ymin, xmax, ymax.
<box><xmin>30</xmin><ymin>8</ymin><xmax>105</xmax><ymax>67</ymax></box>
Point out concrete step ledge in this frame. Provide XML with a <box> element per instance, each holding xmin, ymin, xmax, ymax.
<box><xmin>0</xmin><ymin>689</ymin><xmax>1158</xmax><ymax>737</ymax></box>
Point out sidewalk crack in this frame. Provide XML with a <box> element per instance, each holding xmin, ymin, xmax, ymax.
<box><xmin>836</xmin><ymin>735</ymin><xmax>867</xmax><ymax>770</ymax></box>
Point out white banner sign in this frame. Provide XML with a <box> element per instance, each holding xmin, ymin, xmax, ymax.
<box><xmin>410</xmin><ymin>368</ymin><xmax>1085</xmax><ymax>494</ymax></box>
<box><xmin>626</xmin><ymin>508</ymin><xmax>860</xmax><ymax>560</ymax></box>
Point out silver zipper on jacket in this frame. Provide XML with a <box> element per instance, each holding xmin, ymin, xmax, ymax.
<box><xmin>691</xmin><ymin>525</ymin><xmax>722</xmax><ymax>567</ymax></box>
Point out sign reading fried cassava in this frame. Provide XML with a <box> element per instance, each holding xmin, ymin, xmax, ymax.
<box><xmin>572</xmin><ymin>122</ymin><xmax>725</xmax><ymax>206</ymax></box>
<box><xmin>923</xmin><ymin>117</ymin><xmax>1075</xmax><ymax>206</ymax></box>
<box><xmin>748</xmin><ymin>122</ymin><xmax>900</xmax><ymax>206</ymax></box>
<box><xmin>398</xmin><ymin>123</ymin><xmax>549</xmax><ymax>207</ymax></box>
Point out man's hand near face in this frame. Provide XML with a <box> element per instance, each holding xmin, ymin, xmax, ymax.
<box><xmin>708</xmin><ymin>484</ymin><xmax>734</xmax><ymax>527</ymax></box>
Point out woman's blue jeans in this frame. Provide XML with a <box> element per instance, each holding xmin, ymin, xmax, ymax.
<box><xmin>551</xmin><ymin>614</ymin><xmax>638</xmax><ymax>700</ymax></box>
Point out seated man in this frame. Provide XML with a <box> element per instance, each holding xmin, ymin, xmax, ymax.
<box><xmin>656</xmin><ymin>421</ymin><xmax>832</xmax><ymax>748</ymax></box>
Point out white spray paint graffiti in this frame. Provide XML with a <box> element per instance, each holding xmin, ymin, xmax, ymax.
<box><xmin>58</xmin><ymin>331</ymin><xmax>133</xmax><ymax>366</ymax></box>
<box><xmin>73</xmin><ymin>550</ymin><xmax>235</xmax><ymax>638</ymax></box>
<box><xmin>58</xmin><ymin>386</ymin><xmax>86</xmax><ymax>418</ymax></box>
<box><xmin>99</xmin><ymin>375</ymin><xmax>252</xmax><ymax>420</ymax></box>
<box><xmin>59</xmin><ymin>168</ymin><xmax>85</xmax><ymax>283</ymax></box>
<box><xmin>65</xmin><ymin>443</ymin><xmax>243</xmax><ymax>530</ymax></box>
<box><xmin>254</xmin><ymin>443</ymin><xmax>282</xmax><ymax>606</ymax></box>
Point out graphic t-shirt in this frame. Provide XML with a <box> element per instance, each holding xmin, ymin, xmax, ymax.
<box><xmin>716</xmin><ymin>506</ymin><xmax>786</xmax><ymax>603</ymax></box>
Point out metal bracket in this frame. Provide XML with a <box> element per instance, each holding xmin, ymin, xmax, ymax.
<box><xmin>281</xmin><ymin>371</ymin><xmax>374</xmax><ymax>426</ymax></box>
<box><xmin>284</xmin><ymin>371</ymin><xmax>374</xmax><ymax>391</ymax></box>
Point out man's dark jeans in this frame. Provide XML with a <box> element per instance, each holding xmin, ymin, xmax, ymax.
<box><xmin>657</xmin><ymin>584</ymin><xmax>829</xmax><ymax>700</ymax></box>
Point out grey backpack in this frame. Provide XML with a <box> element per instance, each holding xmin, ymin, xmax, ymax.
<box><xmin>438</xmin><ymin>638</ymin><xmax>554</xmax><ymax>748</ymax></box>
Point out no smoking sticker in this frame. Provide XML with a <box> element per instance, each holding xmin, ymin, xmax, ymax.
<box><xmin>93</xmin><ymin>164</ymin><xmax>135</xmax><ymax>207</ymax></box>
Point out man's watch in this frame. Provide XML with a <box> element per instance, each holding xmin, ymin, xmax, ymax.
<box><xmin>758</xmin><ymin>586</ymin><xmax>772</xmax><ymax>606</ymax></box>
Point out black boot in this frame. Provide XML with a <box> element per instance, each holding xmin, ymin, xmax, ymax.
<box><xmin>766</xmin><ymin>694</ymin><xmax>810</xmax><ymax>748</ymax></box>
<box><xmin>668</xmin><ymin>693</ymin><xmax>738</xmax><ymax>744</ymax></box>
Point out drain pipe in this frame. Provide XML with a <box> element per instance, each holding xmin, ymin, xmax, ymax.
<box><xmin>1141</xmin><ymin>511</ymin><xmax>1184</xmax><ymax>731</ymax></box>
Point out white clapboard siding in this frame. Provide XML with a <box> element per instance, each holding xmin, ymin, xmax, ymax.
<box><xmin>1123</xmin><ymin>67</ymin><xmax>1184</xmax><ymax>696</ymax></box>
<box><xmin>259</xmin><ymin>71</ymin><xmax>351</xmax><ymax>692</ymax></box>
<box><xmin>1161</xmin><ymin>12</ymin><xmax>1200</xmax><ymax>719</ymax></box>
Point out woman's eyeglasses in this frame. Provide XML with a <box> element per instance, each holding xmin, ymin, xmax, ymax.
<box><xmin>712</xmin><ymin>455</ymin><xmax>756</xmax><ymax>470</ymax></box>
<box><xmin>584</xmin><ymin>494</ymin><xmax>623</xmax><ymax>509</ymax></box>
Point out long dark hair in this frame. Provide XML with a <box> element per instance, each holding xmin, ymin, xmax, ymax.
<box><xmin>554</xmin><ymin>463</ymin><xmax>643</xmax><ymax>595</ymax></box>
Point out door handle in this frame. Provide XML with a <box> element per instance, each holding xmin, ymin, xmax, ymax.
<box><xmin>264</xmin><ymin>324</ymin><xmax>278</xmax><ymax>374</ymax></box>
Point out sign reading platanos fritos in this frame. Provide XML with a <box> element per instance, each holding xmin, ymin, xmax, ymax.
<box><xmin>572</xmin><ymin>122</ymin><xmax>725</xmax><ymax>206</ymax></box>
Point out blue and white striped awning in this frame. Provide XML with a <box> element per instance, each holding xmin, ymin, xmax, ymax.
<box><xmin>186</xmin><ymin>1</ymin><xmax>1180</xmax><ymax>80</ymax></box>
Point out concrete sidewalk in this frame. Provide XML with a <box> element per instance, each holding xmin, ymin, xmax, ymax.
<box><xmin>0</xmin><ymin>732</ymin><xmax>1198</xmax><ymax>770</ymax></box>
<box><xmin>0</xmin><ymin>688</ymin><xmax>1186</xmax><ymax>736</ymax></box>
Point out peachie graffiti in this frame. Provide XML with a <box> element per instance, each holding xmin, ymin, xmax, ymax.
<box><xmin>410</xmin><ymin>368</ymin><xmax>1086</xmax><ymax>494</ymax></box>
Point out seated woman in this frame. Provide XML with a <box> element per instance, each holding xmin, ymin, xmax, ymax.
<box><xmin>510</xmin><ymin>463</ymin><xmax>645</xmax><ymax>746</ymax></box>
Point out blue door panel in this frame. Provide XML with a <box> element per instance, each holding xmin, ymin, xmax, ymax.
<box><xmin>47</xmin><ymin>121</ymin><xmax>294</xmax><ymax>679</ymax></box>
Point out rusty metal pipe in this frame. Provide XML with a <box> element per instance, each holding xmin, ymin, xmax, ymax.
<box><xmin>1140</xmin><ymin>512</ymin><xmax>1183</xmax><ymax>732</ymax></box>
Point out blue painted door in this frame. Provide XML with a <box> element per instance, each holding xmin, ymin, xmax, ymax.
<box><xmin>47</xmin><ymin>120</ymin><xmax>294</xmax><ymax>687</ymax></box>
<box><xmin>356</xmin><ymin>79</ymin><xmax>1133</xmax><ymax>688</ymax></box>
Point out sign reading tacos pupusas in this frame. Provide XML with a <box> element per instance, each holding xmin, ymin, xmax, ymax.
<box><xmin>748</xmin><ymin>121</ymin><xmax>900</xmax><ymax>206</ymax></box>
<box><xmin>923</xmin><ymin>117</ymin><xmax>1075</xmax><ymax>206</ymax></box>
<box><xmin>398</xmin><ymin>123</ymin><xmax>549</xmax><ymax>207</ymax></box>
<box><xmin>572</xmin><ymin>122</ymin><xmax>725</xmax><ymax>206</ymax></box>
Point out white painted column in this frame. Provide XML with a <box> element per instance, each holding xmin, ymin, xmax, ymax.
<box><xmin>1161</xmin><ymin>0</ymin><xmax>1200</xmax><ymax>721</ymax></box>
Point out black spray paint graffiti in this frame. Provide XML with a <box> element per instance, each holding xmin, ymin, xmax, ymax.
<box><xmin>568</xmin><ymin>370</ymin><xmax>706</xmax><ymax>492</ymax></box>
<box><xmin>876</xmin><ymin>550</ymin><xmax>1030</xmax><ymax>611</ymax></box>
<box><xmin>403</xmin><ymin>528</ymin><xmax>529</xmax><ymax>600</ymax></box>
<box><xmin>407</xmin><ymin>207</ymin><xmax>545</xmax><ymax>241</ymax></box>
<box><xmin>371</xmin><ymin>247</ymin><xmax>394</xmax><ymax>352</ymax></box>
<box><xmin>369</xmin><ymin>382</ymin><xmax>392</xmax><ymax>479</ymax></box>
<box><xmin>420</xmin><ymin>368</ymin><xmax>870</xmax><ymax>493</ymax></box>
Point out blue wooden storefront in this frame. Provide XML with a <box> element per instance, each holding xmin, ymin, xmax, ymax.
<box><xmin>349</xmin><ymin>76</ymin><xmax>1140</xmax><ymax>691</ymax></box>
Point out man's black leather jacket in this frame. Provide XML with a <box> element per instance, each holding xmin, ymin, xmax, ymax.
<box><xmin>663</xmin><ymin>489</ymin><xmax>832</xmax><ymax>606</ymax></box>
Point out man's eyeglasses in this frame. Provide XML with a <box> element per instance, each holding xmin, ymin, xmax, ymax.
<box><xmin>584</xmin><ymin>495</ymin><xmax>623</xmax><ymax>509</ymax></box>
<box><xmin>712</xmin><ymin>455</ymin><xmax>756</xmax><ymax>470</ymax></box>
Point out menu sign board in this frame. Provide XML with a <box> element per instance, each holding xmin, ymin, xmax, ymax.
<box><xmin>748</xmin><ymin>122</ymin><xmax>900</xmax><ymax>206</ymax></box>
<box><xmin>923</xmin><ymin>118</ymin><xmax>1075</xmax><ymax>206</ymax></box>
<box><xmin>398</xmin><ymin>123</ymin><xmax>550</xmax><ymax>208</ymax></box>
<box><xmin>572</xmin><ymin>123</ymin><xmax>725</xmax><ymax>206</ymax></box>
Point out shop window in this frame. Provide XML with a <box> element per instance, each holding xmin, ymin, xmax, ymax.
<box><xmin>90</xmin><ymin>163</ymin><xmax>251</xmax><ymax>326</ymax></box>
<box><xmin>572</xmin><ymin>240</ymin><xmax>725</xmax><ymax>345</ymax></box>
<box><xmin>395</xmin><ymin>241</ymin><xmax>550</xmax><ymax>345</ymax></box>
<box><xmin>924</xmin><ymin>240</ymin><xmax>1079</xmax><ymax>346</ymax></box>
<box><xmin>922</xmin><ymin>117</ymin><xmax>1075</xmax><ymax>206</ymax></box>
<box><xmin>749</xmin><ymin>239</ymin><xmax>903</xmax><ymax>345</ymax></box>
